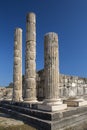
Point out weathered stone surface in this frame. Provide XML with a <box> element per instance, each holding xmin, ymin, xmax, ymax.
<box><xmin>0</xmin><ymin>87</ymin><xmax>12</xmax><ymax>100</ymax></box>
<box><xmin>24</xmin><ymin>13</ymin><xmax>37</xmax><ymax>102</ymax></box>
<box><xmin>77</xmin><ymin>86</ymin><xmax>83</xmax><ymax>96</ymax></box>
<box><xmin>38</xmin><ymin>32</ymin><xmax>67</xmax><ymax>111</ymax></box>
<box><xmin>1</xmin><ymin>72</ymin><xmax>87</xmax><ymax>101</ymax></box>
<box><xmin>13</xmin><ymin>28</ymin><xmax>23</xmax><ymax>101</ymax></box>
<box><xmin>1</xmin><ymin>101</ymin><xmax>87</xmax><ymax>130</ymax></box>
<box><xmin>37</xmin><ymin>71</ymin><xmax>87</xmax><ymax>100</ymax></box>
<box><xmin>38</xmin><ymin>104</ymin><xmax>67</xmax><ymax>112</ymax></box>
<box><xmin>63</xmin><ymin>98</ymin><xmax>87</xmax><ymax>107</ymax></box>
<box><xmin>44</xmin><ymin>32</ymin><xmax>59</xmax><ymax>100</ymax></box>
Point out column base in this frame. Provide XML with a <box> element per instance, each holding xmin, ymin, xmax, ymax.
<box><xmin>43</xmin><ymin>98</ymin><xmax>62</xmax><ymax>105</ymax></box>
<box><xmin>12</xmin><ymin>98</ymin><xmax>23</xmax><ymax>102</ymax></box>
<box><xmin>23</xmin><ymin>98</ymin><xmax>37</xmax><ymax>103</ymax></box>
<box><xmin>4</xmin><ymin>99</ymin><xmax>12</xmax><ymax>101</ymax></box>
<box><xmin>38</xmin><ymin>99</ymin><xmax>67</xmax><ymax>112</ymax></box>
<box><xmin>63</xmin><ymin>98</ymin><xmax>87</xmax><ymax>107</ymax></box>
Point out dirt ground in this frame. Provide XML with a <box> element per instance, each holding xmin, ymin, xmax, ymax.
<box><xmin>0</xmin><ymin>112</ymin><xmax>37</xmax><ymax>130</ymax></box>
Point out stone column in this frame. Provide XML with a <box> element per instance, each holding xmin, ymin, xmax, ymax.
<box><xmin>44</xmin><ymin>32</ymin><xmax>59</xmax><ymax>103</ymax></box>
<box><xmin>38</xmin><ymin>32</ymin><xmax>67</xmax><ymax>111</ymax></box>
<box><xmin>24</xmin><ymin>13</ymin><xmax>37</xmax><ymax>102</ymax></box>
<box><xmin>13</xmin><ymin>28</ymin><xmax>23</xmax><ymax>102</ymax></box>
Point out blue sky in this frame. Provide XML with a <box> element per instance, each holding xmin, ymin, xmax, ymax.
<box><xmin>0</xmin><ymin>0</ymin><xmax>87</xmax><ymax>86</ymax></box>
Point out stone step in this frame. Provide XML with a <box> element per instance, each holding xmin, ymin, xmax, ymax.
<box><xmin>63</xmin><ymin>99</ymin><xmax>87</xmax><ymax>107</ymax></box>
<box><xmin>0</xmin><ymin>103</ymin><xmax>52</xmax><ymax>121</ymax></box>
<box><xmin>1</xmin><ymin>106</ymin><xmax>87</xmax><ymax>130</ymax></box>
<box><xmin>0</xmin><ymin>106</ymin><xmax>51</xmax><ymax>130</ymax></box>
<box><xmin>1</xmin><ymin>101</ymin><xmax>87</xmax><ymax>122</ymax></box>
<box><xmin>0</xmin><ymin>100</ymin><xmax>38</xmax><ymax>109</ymax></box>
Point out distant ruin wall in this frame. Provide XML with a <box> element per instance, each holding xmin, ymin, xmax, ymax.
<box><xmin>36</xmin><ymin>70</ymin><xmax>87</xmax><ymax>100</ymax></box>
<box><xmin>1</xmin><ymin>70</ymin><xmax>87</xmax><ymax>100</ymax></box>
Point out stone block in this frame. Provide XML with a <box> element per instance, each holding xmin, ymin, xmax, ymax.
<box><xmin>38</xmin><ymin>104</ymin><xmax>67</xmax><ymax>112</ymax></box>
<box><xmin>63</xmin><ymin>98</ymin><xmax>87</xmax><ymax>107</ymax></box>
<box><xmin>25</xmin><ymin>69</ymin><xmax>36</xmax><ymax>78</ymax></box>
<box><xmin>26</xmin><ymin>13</ymin><xmax>36</xmax><ymax>23</ymax></box>
<box><xmin>25</xmin><ymin>79</ymin><xmax>36</xmax><ymax>89</ymax></box>
<box><xmin>26</xmin><ymin>32</ymin><xmax>36</xmax><ymax>41</ymax></box>
<box><xmin>27</xmin><ymin>23</ymin><xmax>36</xmax><ymax>32</ymax></box>
<box><xmin>84</xmin><ymin>87</ymin><xmax>87</xmax><ymax>95</ymax></box>
<box><xmin>77</xmin><ymin>87</ymin><xmax>83</xmax><ymax>95</ymax></box>
<box><xmin>69</xmin><ymin>87</ymin><xmax>77</xmax><ymax>97</ymax></box>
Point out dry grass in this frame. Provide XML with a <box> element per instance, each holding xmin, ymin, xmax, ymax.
<box><xmin>0</xmin><ymin>124</ymin><xmax>37</xmax><ymax>130</ymax></box>
<box><xmin>0</xmin><ymin>112</ymin><xmax>37</xmax><ymax>130</ymax></box>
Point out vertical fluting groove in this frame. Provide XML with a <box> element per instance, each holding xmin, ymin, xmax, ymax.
<box><xmin>13</xmin><ymin>28</ymin><xmax>23</xmax><ymax>102</ymax></box>
<box><xmin>52</xmin><ymin>45</ymin><xmax>54</xmax><ymax>97</ymax></box>
<box><xmin>51</xmin><ymin>44</ymin><xmax>53</xmax><ymax>98</ymax></box>
<box><xmin>44</xmin><ymin>32</ymin><xmax>59</xmax><ymax>101</ymax></box>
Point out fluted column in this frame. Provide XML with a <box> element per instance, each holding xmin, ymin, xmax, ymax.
<box><xmin>13</xmin><ymin>28</ymin><xmax>23</xmax><ymax>101</ymax></box>
<box><xmin>38</xmin><ymin>32</ymin><xmax>67</xmax><ymax>111</ymax></box>
<box><xmin>24</xmin><ymin>12</ymin><xmax>37</xmax><ymax>102</ymax></box>
<box><xmin>44</xmin><ymin>32</ymin><xmax>59</xmax><ymax>104</ymax></box>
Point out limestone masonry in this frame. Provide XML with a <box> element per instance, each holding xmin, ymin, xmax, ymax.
<box><xmin>24</xmin><ymin>13</ymin><xmax>37</xmax><ymax>102</ymax></box>
<box><xmin>13</xmin><ymin>28</ymin><xmax>23</xmax><ymax>101</ymax></box>
<box><xmin>37</xmin><ymin>32</ymin><xmax>67</xmax><ymax>111</ymax></box>
<box><xmin>1</xmin><ymin>10</ymin><xmax>87</xmax><ymax>101</ymax></box>
<box><xmin>1</xmin><ymin>12</ymin><xmax>87</xmax><ymax>130</ymax></box>
<box><xmin>2</xmin><ymin>71</ymin><xmax>87</xmax><ymax>101</ymax></box>
<box><xmin>37</xmin><ymin>71</ymin><xmax>87</xmax><ymax>100</ymax></box>
<box><xmin>44</xmin><ymin>33</ymin><xmax>59</xmax><ymax>100</ymax></box>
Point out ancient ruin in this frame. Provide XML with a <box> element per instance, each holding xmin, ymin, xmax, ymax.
<box><xmin>13</xmin><ymin>28</ymin><xmax>23</xmax><ymax>101</ymax></box>
<box><xmin>44</xmin><ymin>33</ymin><xmax>59</xmax><ymax>101</ymax></box>
<box><xmin>1</xmin><ymin>12</ymin><xmax>87</xmax><ymax>130</ymax></box>
<box><xmin>24</xmin><ymin>13</ymin><xmax>37</xmax><ymax>102</ymax></box>
<box><xmin>38</xmin><ymin>32</ymin><xmax>67</xmax><ymax>111</ymax></box>
<box><xmin>37</xmin><ymin>71</ymin><xmax>87</xmax><ymax>100</ymax></box>
<box><xmin>2</xmin><ymin>72</ymin><xmax>87</xmax><ymax>101</ymax></box>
